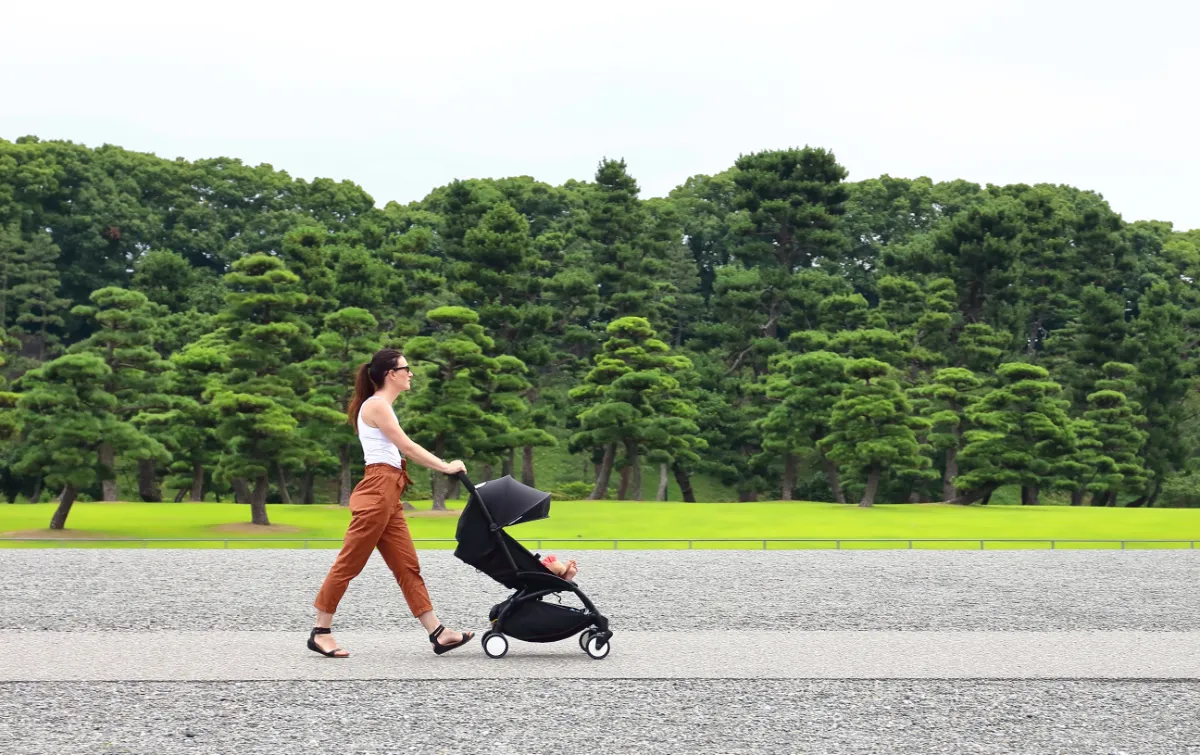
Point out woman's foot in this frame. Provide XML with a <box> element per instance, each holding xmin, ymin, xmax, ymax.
<box><xmin>429</xmin><ymin>624</ymin><xmax>475</xmax><ymax>655</ymax></box>
<box><xmin>308</xmin><ymin>627</ymin><xmax>349</xmax><ymax>658</ymax></box>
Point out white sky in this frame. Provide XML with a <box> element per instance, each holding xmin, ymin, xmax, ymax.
<box><xmin>4</xmin><ymin>0</ymin><xmax>1197</xmax><ymax>230</ymax></box>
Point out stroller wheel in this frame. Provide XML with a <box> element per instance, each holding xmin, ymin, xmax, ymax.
<box><xmin>482</xmin><ymin>631</ymin><xmax>508</xmax><ymax>659</ymax></box>
<box><xmin>584</xmin><ymin>634</ymin><xmax>611</xmax><ymax>660</ymax></box>
<box><xmin>578</xmin><ymin>630</ymin><xmax>595</xmax><ymax>651</ymax></box>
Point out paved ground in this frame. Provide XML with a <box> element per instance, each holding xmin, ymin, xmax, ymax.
<box><xmin>4</xmin><ymin>550</ymin><xmax>1199</xmax><ymax>753</ymax></box>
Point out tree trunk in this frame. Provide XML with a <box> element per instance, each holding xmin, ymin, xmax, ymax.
<box><xmin>628</xmin><ymin>443</ymin><xmax>642</xmax><ymax>501</ymax></box>
<box><xmin>501</xmin><ymin>448</ymin><xmax>514</xmax><ymax>477</ymax></box>
<box><xmin>232</xmin><ymin>477</ymin><xmax>252</xmax><ymax>505</ymax></box>
<box><xmin>782</xmin><ymin>452</ymin><xmax>797</xmax><ymax>501</ymax></box>
<box><xmin>656</xmin><ymin>463</ymin><xmax>669</xmax><ymax>501</ymax></box>
<box><xmin>860</xmin><ymin>466</ymin><xmax>881</xmax><ymax>507</ymax></box>
<box><xmin>49</xmin><ymin>484</ymin><xmax>77</xmax><ymax>530</ymax></box>
<box><xmin>818</xmin><ymin>446</ymin><xmax>846</xmax><ymax>504</ymax></box>
<box><xmin>338</xmin><ymin>445</ymin><xmax>352</xmax><ymax>506</ymax></box>
<box><xmin>277</xmin><ymin>464</ymin><xmax>292</xmax><ymax>504</ymax></box>
<box><xmin>1020</xmin><ymin>485</ymin><xmax>1040</xmax><ymax>506</ymax></box>
<box><xmin>250</xmin><ymin>474</ymin><xmax>271</xmax><ymax>524</ymax></box>
<box><xmin>481</xmin><ymin>462</ymin><xmax>494</xmax><ymax>481</ymax></box>
<box><xmin>174</xmin><ymin>488</ymin><xmax>187</xmax><ymax>502</ymax></box>
<box><xmin>944</xmin><ymin>485</ymin><xmax>998</xmax><ymax>505</ymax></box>
<box><xmin>98</xmin><ymin>442</ymin><xmax>117</xmax><ymax>501</ymax></box>
<box><xmin>981</xmin><ymin>489</ymin><xmax>993</xmax><ymax>505</ymax></box>
<box><xmin>137</xmin><ymin>458</ymin><xmax>162</xmax><ymax>502</ymax></box>
<box><xmin>617</xmin><ymin>465</ymin><xmax>631</xmax><ymax>500</ymax></box>
<box><xmin>1070</xmin><ymin>488</ymin><xmax>1086</xmax><ymax>506</ymax></box>
<box><xmin>522</xmin><ymin>445</ymin><xmax>535</xmax><ymax>486</ymax></box>
<box><xmin>1147</xmin><ymin>480</ymin><xmax>1162</xmax><ymax>508</ymax></box>
<box><xmin>448</xmin><ymin>477</ymin><xmax>461</xmax><ymax>500</ymax></box>
<box><xmin>942</xmin><ymin>446</ymin><xmax>959</xmax><ymax>502</ymax></box>
<box><xmin>672</xmin><ymin>463</ymin><xmax>696</xmax><ymax>502</ymax></box>
<box><xmin>301</xmin><ymin>470</ymin><xmax>315</xmax><ymax>505</ymax></box>
<box><xmin>590</xmin><ymin>443</ymin><xmax>616</xmax><ymax>500</ymax></box>
<box><xmin>431</xmin><ymin>474</ymin><xmax>447</xmax><ymax>511</ymax></box>
<box><xmin>190</xmin><ymin>461</ymin><xmax>205</xmax><ymax>502</ymax></box>
<box><xmin>738</xmin><ymin>489</ymin><xmax>758</xmax><ymax>502</ymax></box>
<box><xmin>30</xmin><ymin>476</ymin><xmax>43</xmax><ymax>503</ymax></box>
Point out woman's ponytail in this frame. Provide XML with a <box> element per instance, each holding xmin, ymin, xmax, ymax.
<box><xmin>346</xmin><ymin>349</ymin><xmax>405</xmax><ymax>433</ymax></box>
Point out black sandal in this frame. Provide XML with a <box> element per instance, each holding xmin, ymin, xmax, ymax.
<box><xmin>308</xmin><ymin>627</ymin><xmax>349</xmax><ymax>658</ymax></box>
<box><xmin>429</xmin><ymin>625</ymin><xmax>475</xmax><ymax>655</ymax></box>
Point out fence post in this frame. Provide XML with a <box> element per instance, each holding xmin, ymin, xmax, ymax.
<box><xmin>762</xmin><ymin>540</ymin><xmax>767</xmax><ymax>550</ymax></box>
<box><xmin>836</xmin><ymin>540</ymin><xmax>841</xmax><ymax>550</ymax></box>
<box><xmin>224</xmin><ymin>540</ymin><xmax>229</xmax><ymax>549</ymax></box>
<box><xmin>1121</xmin><ymin>540</ymin><xmax>1126</xmax><ymax>550</ymax></box>
<box><xmin>1050</xmin><ymin>540</ymin><xmax>1055</xmax><ymax>550</ymax></box>
<box><xmin>979</xmin><ymin>540</ymin><xmax>983</xmax><ymax>550</ymax></box>
<box><xmin>613</xmin><ymin>539</ymin><xmax>618</xmax><ymax>550</ymax></box>
<box><xmin>908</xmin><ymin>540</ymin><xmax>913</xmax><ymax>549</ymax></box>
<box><xmin>688</xmin><ymin>540</ymin><xmax>693</xmax><ymax>550</ymax></box>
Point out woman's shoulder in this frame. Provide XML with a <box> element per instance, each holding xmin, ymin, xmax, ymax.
<box><xmin>359</xmin><ymin>396</ymin><xmax>396</xmax><ymax>425</ymax></box>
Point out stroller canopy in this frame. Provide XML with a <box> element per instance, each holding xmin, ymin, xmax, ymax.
<box><xmin>454</xmin><ymin>475</ymin><xmax>551</xmax><ymax>571</ymax></box>
<box><xmin>472</xmin><ymin>475</ymin><xmax>551</xmax><ymax>529</ymax></box>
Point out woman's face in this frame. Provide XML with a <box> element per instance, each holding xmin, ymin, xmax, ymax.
<box><xmin>389</xmin><ymin>357</ymin><xmax>413</xmax><ymax>392</ymax></box>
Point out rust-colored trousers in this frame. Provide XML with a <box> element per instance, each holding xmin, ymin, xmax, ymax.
<box><xmin>313</xmin><ymin>463</ymin><xmax>433</xmax><ymax>617</ymax></box>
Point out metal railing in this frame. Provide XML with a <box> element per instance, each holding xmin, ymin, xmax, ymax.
<box><xmin>0</xmin><ymin>537</ymin><xmax>1197</xmax><ymax>550</ymax></box>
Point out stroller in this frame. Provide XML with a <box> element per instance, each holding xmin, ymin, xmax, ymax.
<box><xmin>452</xmin><ymin>473</ymin><xmax>613</xmax><ymax>660</ymax></box>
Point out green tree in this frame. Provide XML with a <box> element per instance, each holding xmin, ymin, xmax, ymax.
<box><xmin>67</xmin><ymin>287</ymin><xmax>172</xmax><ymax>501</ymax></box>
<box><xmin>912</xmin><ymin>367</ymin><xmax>984</xmax><ymax>501</ymax></box>
<box><xmin>209</xmin><ymin>254</ymin><xmax>319</xmax><ymax>523</ymax></box>
<box><xmin>818</xmin><ymin>358</ymin><xmax>930</xmax><ymax>507</ymax></box>
<box><xmin>14</xmin><ymin>355</ymin><xmax>158</xmax><ymax>526</ymax></box>
<box><xmin>1073</xmin><ymin>362</ymin><xmax>1150</xmax><ymax>506</ymax></box>
<box><xmin>759</xmin><ymin>347</ymin><xmax>851</xmax><ymax>501</ymax></box>
<box><xmin>0</xmin><ymin>223</ymin><xmax>71</xmax><ymax>371</ymax></box>
<box><xmin>304</xmin><ymin>307</ymin><xmax>382</xmax><ymax>505</ymax></box>
<box><xmin>954</xmin><ymin>363</ymin><xmax>1077</xmax><ymax>505</ymax></box>
<box><xmin>570</xmin><ymin>317</ymin><xmax>700</xmax><ymax>500</ymax></box>
<box><xmin>402</xmin><ymin>306</ymin><xmax>494</xmax><ymax>509</ymax></box>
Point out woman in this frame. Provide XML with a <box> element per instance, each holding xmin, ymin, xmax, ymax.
<box><xmin>309</xmin><ymin>348</ymin><xmax>475</xmax><ymax>658</ymax></box>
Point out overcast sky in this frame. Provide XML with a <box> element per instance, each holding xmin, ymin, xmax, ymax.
<box><xmin>4</xmin><ymin>0</ymin><xmax>1197</xmax><ymax>230</ymax></box>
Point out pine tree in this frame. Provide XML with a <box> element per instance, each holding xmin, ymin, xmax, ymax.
<box><xmin>818</xmin><ymin>358</ymin><xmax>931</xmax><ymax>507</ymax></box>
<box><xmin>955</xmin><ymin>362</ymin><xmax>1077</xmax><ymax>505</ymax></box>
<box><xmin>67</xmin><ymin>287</ymin><xmax>172</xmax><ymax>501</ymax></box>
<box><xmin>209</xmin><ymin>254</ymin><xmax>319</xmax><ymax>523</ymax></box>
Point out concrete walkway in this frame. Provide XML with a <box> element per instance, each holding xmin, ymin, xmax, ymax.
<box><xmin>9</xmin><ymin>630</ymin><xmax>1199</xmax><ymax>681</ymax></box>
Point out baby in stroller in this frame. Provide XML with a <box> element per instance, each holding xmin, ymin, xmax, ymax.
<box><xmin>539</xmin><ymin>553</ymin><xmax>579</xmax><ymax>581</ymax></box>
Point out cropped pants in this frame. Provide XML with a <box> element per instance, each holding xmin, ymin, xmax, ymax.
<box><xmin>313</xmin><ymin>463</ymin><xmax>433</xmax><ymax>617</ymax></box>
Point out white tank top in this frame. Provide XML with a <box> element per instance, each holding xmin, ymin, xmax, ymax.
<box><xmin>357</xmin><ymin>395</ymin><xmax>404</xmax><ymax>469</ymax></box>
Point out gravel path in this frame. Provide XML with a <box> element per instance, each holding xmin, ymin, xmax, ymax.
<box><xmin>2</xmin><ymin>550</ymin><xmax>1197</xmax><ymax>632</ymax></box>
<box><xmin>6</xmin><ymin>549</ymin><xmax>1199</xmax><ymax>754</ymax></box>
<box><xmin>2</xmin><ymin>679</ymin><xmax>1197</xmax><ymax>755</ymax></box>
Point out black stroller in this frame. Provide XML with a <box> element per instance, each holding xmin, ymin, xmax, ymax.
<box><xmin>452</xmin><ymin>473</ymin><xmax>613</xmax><ymax>660</ymax></box>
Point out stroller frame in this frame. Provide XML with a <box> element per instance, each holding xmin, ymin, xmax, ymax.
<box><xmin>454</xmin><ymin>473</ymin><xmax>612</xmax><ymax>659</ymax></box>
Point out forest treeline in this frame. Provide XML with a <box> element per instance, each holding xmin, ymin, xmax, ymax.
<box><xmin>2</xmin><ymin>135</ymin><xmax>1200</xmax><ymax>527</ymax></box>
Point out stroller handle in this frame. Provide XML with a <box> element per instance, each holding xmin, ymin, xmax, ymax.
<box><xmin>452</xmin><ymin>471</ymin><xmax>477</xmax><ymax>495</ymax></box>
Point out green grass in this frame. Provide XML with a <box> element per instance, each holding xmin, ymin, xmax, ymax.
<box><xmin>3</xmin><ymin>500</ymin><xmax>1199</xmax><ymax>550</ymax></box>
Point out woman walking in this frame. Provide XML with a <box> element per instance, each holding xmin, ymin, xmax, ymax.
<box><xmin>309</xmin><ymin>348</ymin><xmax>475</xmax><ymax>658</ymax></box>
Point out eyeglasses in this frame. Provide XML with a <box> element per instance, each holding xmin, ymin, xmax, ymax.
<box><xmin>392</xmin><ymin>364</ymin><xmax>413</xmax><ymax>374</ymax></box>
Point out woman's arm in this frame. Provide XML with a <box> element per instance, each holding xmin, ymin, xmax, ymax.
<box><xmin>362</xmin><ymin>401</ymin><xmax>466</xmax><ymax>475</ymax></box>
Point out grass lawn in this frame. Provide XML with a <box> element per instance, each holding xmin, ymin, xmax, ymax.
<box><xmin>2</xmin><ymin>500</ymin><xmax>1199</xmax><ymax>550</ymax></box>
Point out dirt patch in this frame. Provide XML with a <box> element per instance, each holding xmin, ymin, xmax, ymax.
<box><xmin>210</xmin><ymin>523</ymin><xmax>302</xmax><ymax>535</ymax></box>
<box><xmin>405</xmin><ymin>508</ymin><xmax>461</xmax><ymax>518</ymax></box>
<box><xmin>1</xmin><ymin>529</ymin><xmax>117</xmax><ymax>539</ymax></box>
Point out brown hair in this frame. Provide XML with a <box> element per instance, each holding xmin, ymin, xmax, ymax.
<box><xmin>347</xmin><ymin>348</ymin><xmax>405</xmax><ymax>432</ymax></box>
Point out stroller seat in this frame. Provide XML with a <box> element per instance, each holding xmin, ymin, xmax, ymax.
<box><xmin>452</xmin><ymin>474</ymin><xmax>612</xmax><ymax>660</ymax></box>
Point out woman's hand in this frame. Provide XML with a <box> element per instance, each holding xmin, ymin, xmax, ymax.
<box><xmin>443</xmin><ymin>459</ymin><xmax>467</xmax><ymax>476</ymax></box>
